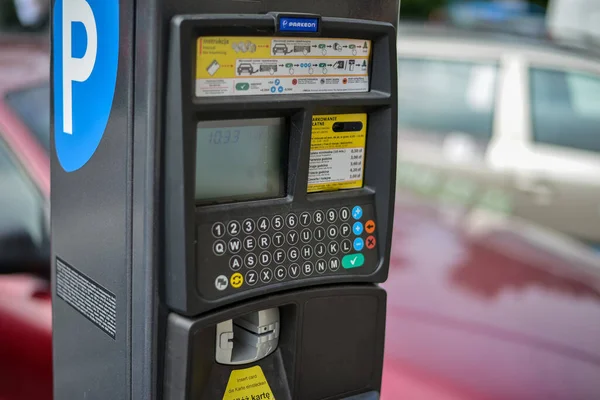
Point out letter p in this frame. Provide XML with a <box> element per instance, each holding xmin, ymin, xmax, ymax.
<box><xmin>62</xmin><ymin>0</ymin><xmax>97</xmax><ymax>134</ymax></box>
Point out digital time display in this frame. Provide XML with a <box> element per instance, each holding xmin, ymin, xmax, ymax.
<box><xmin>195</xmin><ymin>118</ymin><xmax>287</xmax><ymax>203</ymax></box>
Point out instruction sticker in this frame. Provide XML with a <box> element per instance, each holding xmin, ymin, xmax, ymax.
<box><xmin>196</xmin><ymin>37</ymin><xmax>371</xmax><ymax>97</ymax></box>
<box><xmin>308</xmin><ymin>114</ymin><xmax>367</xmax><ymax>193</ymax></box>
<box><xmin>222</xmin><ymin>366</ymin><xmax>275</xmax><ymax>400</ymax></box>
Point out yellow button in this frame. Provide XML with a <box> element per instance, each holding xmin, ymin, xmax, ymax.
<box><xmin>230</xmin><ymin>272</ymin><xmax>243</xmax><ymax>288</ymax></box>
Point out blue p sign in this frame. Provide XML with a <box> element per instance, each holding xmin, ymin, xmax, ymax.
<box><xmin>53</xmin><ymin>0</ymin><xmax>119</xmax><ymax>172</ymax></box>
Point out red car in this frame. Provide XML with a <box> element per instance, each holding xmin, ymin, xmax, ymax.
<box><xmin>2</xmin><ymin>34</ymin><xmax>600</xmax><ymax>400</ymax></box>
<box><xmin>0</xmin><ymin>33</ymin><xmax>52</xmax><ymax>400</ymax></box>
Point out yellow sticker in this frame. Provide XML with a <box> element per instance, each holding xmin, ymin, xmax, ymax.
<box><xmin>196</xmin><ymin>36</ymin><xmax>371</xmax><ymax>97</ymax></box>
<box><xmin>222</xmin><ymin>365</ymin><xmax>275</xmax><ymax>400</ymax></box>
<box><xmin>308</xmin><ymin>113</ymin><xmax>367</xmax><ymax>193</ymax></box>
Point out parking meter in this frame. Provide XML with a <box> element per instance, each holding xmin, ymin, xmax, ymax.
<box><xmin>51</xmin><ymin>1</ymin><xmax>398</xmax><ymax>399</ymax></box>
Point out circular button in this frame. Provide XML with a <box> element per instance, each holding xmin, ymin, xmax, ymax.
<box><xmin>260</xmin><ymin>268</ymin><xmax>273</xmax><ymax>283</ymax></box>
<box><xmin>211</xmin><ymin>222</ymin><xmax>225</xmax><ymax>238</ymax></box>
<box><xmin>302</xmin><ymin>245</ymin><xmax>313</xmax><ymax>260</ymax></box>
<box><xmin>313</xmin><ymin>210</ymin><xmax>325</xmax><ymax>225</ymax></box>
<box><xmin>244</xmin><ymin>253</ymin><xmax>257</xmax><ymax>269</ymax></box>
<box><xmin>272</xmin><ymin>232</ymin><xmax>285</xmax><ymax>247</ymax></box>
<box><xmin>339</xmin><ymin>207</ymin><xmax>351</xmax><ymax>221</ymax></box>
<box><xmin>215</xmin><ymin>275</ymin><xmax>228</xmax><ymax>291</ymax></box>
<box><xmin>288</xmin><ymin>263</ymin><xmax>301</xmax><ymax>279</ymax></box>
<box><xmin>315</xmin><ymin>242</ymin><xmax>326</xmax><ymax>257</ymax></box>
<box><xmin>353</xmin><ymin>237</ymin><xmax>364</xmax><ymax>251</ymax></box>
<box><xmin>271</xmin><ymin>215</ymin><xmax>284</xmax><ymax>231</ymax></box>
<box><xmin>341</xmin><ymin>239</ymin><xmax>352</xmax><ymax>253</ymax></box>
<box><xmin>257</xmin><ymin>217</ymin><xmax>270</xmax><ymax>232</ymax></box>
<box><xmin>302</xmin><ymin>261</ymin><xmax>314</xmax><ymax>276</ymax></box>
<box><xmin>286</xmin><ymin>213</ymin><xmax>298</xmax><ymax>229</ymax></box>
<box><xmin>273</xmin><ymin>248</ymin><xmax>286</xmax><ymax>264</ymax></box>
<box><xmin>301</xmin><ymin>228</ymin><xmax>312</xmax><ymax>243</ymax></box>
<box><xmin>365</xmin><ymin>220</ymin><xmax>376</xmax><ymax>234</ymax></box>
<box><xmin>230</xmin><ymin>273</ymin><xmax>243</xmax><ymax>288</ymax></box>
<box><xmin>352</xmin><ymin>206</ymin><xmax>363</xmax><ymax>220</ymax></box>
<box><xmin>314</xmin><ymin>227</ymin><xmax>326</xmax><ymax>241</ymax></box>
<box><xmin>213</xmin><ymin>240</ymin><xmax>226</xmax><ymax>256</ymax></box>
<box><xmin>340</xmin><ymin>223</ymin><xmax>351</xmax><ymax>237</ymax></box>
<box><xmin>316</xmin><ymin>259</ymin><xmax>327</xmax><ymax>274</ymax></box>
<box><xmin>259</xmin><ymin>251</ymin><xmax>272</xmax><ymax>267</ymax></box>
<box><xmin>227</xmin><ymin>238</ymin><xmax>242</xmax><ymax>254</ymax></box>
<box><xmin>228</xmin><ymin>238</ymin><xmax>241</xmax><ymax>254</ymax></box>
<box><xmin>366</xmin><ymin>235</ymin><xmax>377</xmax><ymax>250</ymax></box>
<box><xmin>244</xmin><ymin>236</ymin><xmax>256</xmax><ymax>252</ymax></box>
<box><xmin>242</xmin><ymin>218</ymin><xmax>255</xmax><ymax>234</ymax></box>
<box><xmin>327</xmin><ymin>225</ymin><xmax>338</xmax><ymax>239</ymax></box>
<box><xmin>288</xmin><ymin>247</ymin><xmax>300</xmax><ymax>262</ymax></box>
<box><xmin>300</xmin><ymin>212</ymin><xmax>312</xmax><ymax>227</ymax></box>
<box><xmin>275</xmin><ymin>266</ymin><xmax>287</xmax><ymax>281</ymax></box>
<box><xmin>328</xmin><ymin>241</ymin><xmax>339</xmax><ymax>255</ymax></box>
<box><xmin>329</xmin><ymin>257</ymin><xmax>340</xmax><ymax>271</ymax></box>
<box><xmin>286</xmin><ymin>230</ymin><xmax>299</xmax><ymax>245</ymax></box>
<box><xmin>227</xmin><ymin>220</ymin><xmax>241</xmax><ymax>236</ymax></box>
<box><xmin>326</xmin><ymin>209</ymin><xmax>337</xmax><ymax>223</ymax></box>
<box><xmin>353</xmin><ymin>221</ymin><xmax>364</xmax><ymax>236</ymax></box>
<box><xmin>245</xmin><ymin>270</ymin><xmax>258</xmax><ymax>286</ymax></box>
<box><xmin>229</xmin><ymin>255</ymin><xmax>243</xmax><ymax>271</ymax></box>
<box><xmin>258</xmin><ymin>234</ymin><xmax>271</xmax><ymax>249</ymax></box>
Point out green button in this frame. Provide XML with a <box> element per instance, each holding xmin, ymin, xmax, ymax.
<box><xmin>236</xmin><ymin>82</ymin><xmax>250</xmax><ymax>91</ymax></box>
<box><xmin>342</xmin><ymin>253</ymin><xmax>364</xmax><ymax>269</ymax></box>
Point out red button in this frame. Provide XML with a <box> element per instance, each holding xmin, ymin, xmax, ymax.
<box><xmin>366</xmin><ymin>235</ymin><xmax>376</xmax><ymax>250</ymax></box>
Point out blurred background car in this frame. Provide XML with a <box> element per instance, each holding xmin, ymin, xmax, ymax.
<box><xmin>0</xmin><ymin>24</ymin><xmax>51</xmax><ymax>400</ymax></box>
<box><xmin>396</xmin><ymin>21</ymin><xmax>600</xmax><ymax>252</ymax></box>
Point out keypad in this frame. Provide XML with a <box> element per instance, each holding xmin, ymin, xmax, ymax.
<box><xmin>199</xmin><ymin>204</ymin><xmax>378</xmax><ymax>298</ymax></box>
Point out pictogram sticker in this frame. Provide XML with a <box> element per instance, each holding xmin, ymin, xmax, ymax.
<box><xmin>196</xmin><ymin>36</ymin><xmax>371</xmax><ymax>97</ymax></box>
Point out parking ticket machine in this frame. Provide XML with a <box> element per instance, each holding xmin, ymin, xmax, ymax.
<box><xmin>51</xmin><ymin>0</ymin><xmax>398</xmax><ymax>399</ymax></box>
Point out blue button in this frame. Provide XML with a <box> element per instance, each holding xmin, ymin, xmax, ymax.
<box><xmin>278</xmin><ymin>86</ymin><xmax>284</xmax><ymax>93</ymax></box>
<box><xmin>270</xmin><ymin>86</ymin><xmax>277</xmax><ymax>93</ymax></box>
<box><xmin>275</xmin><ymin>79</ymin><xmax>280</xmax><ymax>85</ymax></box>
<box><xmin>353</xmin><ymin>222</ymin><xmax>363</xmax><ymax>235</ymax></box>
<box><xmin>352</xmin><ymin>206</ymin><xmax>363</xmax><ymax>220</ymax></box>
<box><xmin>353</xmin><ymin>237</ymin><xmax>364</xmax><ymax>251</ymax></box>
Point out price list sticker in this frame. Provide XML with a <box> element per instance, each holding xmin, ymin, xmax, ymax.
<box><xmin>307</xmin><ymin>113</ymin><xmax>367</xmax><ymax>193</ymax></box>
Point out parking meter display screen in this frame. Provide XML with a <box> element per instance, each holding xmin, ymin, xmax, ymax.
<box><xmin>195</xmin><ymin>118</ymin><xmax>287</xmax><ymax>203</ymax></box>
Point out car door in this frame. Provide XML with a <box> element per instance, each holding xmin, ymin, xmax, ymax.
<box><xmin>499</xmin><ymin>54</ymin><xmax>600</xmax><ymax>246</ymax></box>
<box><xmin>396</xmin><ymin>40</ymin><xmax>514</xmax><ymax>218</ymax></box>
<box><xmin>0</xmin><ymin>133</ymin><xmax>48</xmax><ymax>272</ymax></box>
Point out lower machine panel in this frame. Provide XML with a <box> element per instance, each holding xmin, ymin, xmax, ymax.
<box><xmin>163</xmin><ymin>284</ymin><xmax>387</xmax><ymax>400</ymax></box>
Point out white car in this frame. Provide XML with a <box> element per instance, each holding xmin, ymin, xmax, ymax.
<box><xmin>396</xmin><ymin>23</ymin><xmax>600</xmax><ymax>248</ymax></box>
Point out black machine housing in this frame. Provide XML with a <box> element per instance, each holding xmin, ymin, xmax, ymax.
<box><xmin>164</xmin><ymin>14</ymin><xmax>398</xmax><ymax>317</ymax></box>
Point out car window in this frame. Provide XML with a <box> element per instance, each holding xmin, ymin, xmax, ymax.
<box><xmin>397</xmin><ymin>57</ymin><xmax>498</xmax><ymax>140</ymax></box>
<box><xmin>0</xmin><ymin>137</ymin><xmax>45</xmax><ymax>246</ymax></box>
<box><xmin>4</xmin><ymin>83</ymin><xmax>50</xmax><ymax>152</ymax></box>
<box><xmin>530</xmin><ymin>68</ymin><xmax>600</xmax><ymax>153</ymax></box>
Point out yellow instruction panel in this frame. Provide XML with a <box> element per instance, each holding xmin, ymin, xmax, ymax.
<box><xmin>222</xmin><ymin>366</ymin><xmax>275</xmax><ymax>400</ymax></box>
<box><xmin>308</xmin><ymin>114</ymin><xmax>367</xmax><ymax>193</ymax></box>
<box><xmin>196</xmin><ymin>37</ymin><xmax>371</xmax><ymax>97</ymax></box>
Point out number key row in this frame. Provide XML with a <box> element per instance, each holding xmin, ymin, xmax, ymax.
<box><xmin>211</xmin><ymin>208</ymin><xmax>355</xmax><ymax>238</ymax></box>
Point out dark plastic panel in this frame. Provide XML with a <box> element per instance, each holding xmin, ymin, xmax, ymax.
<box><xmin>163</xmin><ymin>285</ymin><xmax>387</xmax><ymax>400</ymax></box>
<box><xmin>164</xmin><ymin>14</ymin><xmax>397</xmax><ymax>316</ymax></box>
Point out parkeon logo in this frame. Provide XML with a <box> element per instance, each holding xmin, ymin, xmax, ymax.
<box><xmin>53</xmin><ymin>0</ymin><xmax>119</xmax><ymax>172</ymax></box>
